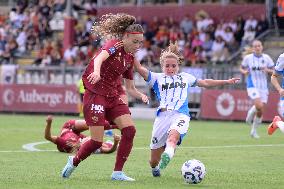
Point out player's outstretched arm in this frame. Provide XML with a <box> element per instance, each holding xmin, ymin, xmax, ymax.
<box><xmin>101</xmin><ymin>134</ymin><xmax>121</xmax><ymax>154</ymax></box>
<box><xmin>197</xmin><ymin>78</ymin><xmax>240</xmax><ymax>88</ymax></box>
<box><xmin>125</xmin><ymin>79</ymin><xmax>149</xmax><ymax>104</ymax></box>
<box><xmin>44</xmin><ymin>115</ymin><xmax>58</xmax><ymax>144</ymax></box>
<box><xmin>133</xmin><ymin>59</ymin><xmax>149</xmax><ymax>80</ymax></box>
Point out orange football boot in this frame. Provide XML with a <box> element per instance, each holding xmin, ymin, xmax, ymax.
<box><xmin>268</xmin><ymin>116</ymin><xmax>281</xmax><ymax>135</ymax></box>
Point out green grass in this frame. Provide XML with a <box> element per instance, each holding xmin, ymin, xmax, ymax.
<box><xmin>0</xmin><ymin>114</ymin><xmax>284</xmax><ymax>189</ymax></box>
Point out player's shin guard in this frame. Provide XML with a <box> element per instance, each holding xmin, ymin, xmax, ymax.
<box><xmin>73</xmin><ymin>139</ymin><xmax>102</xmax><ymax>166</ymax></box>
<box><xmin>114</xmin><ymin>126</ymin><xmax>136</xmax><ymax>171</ymax></box>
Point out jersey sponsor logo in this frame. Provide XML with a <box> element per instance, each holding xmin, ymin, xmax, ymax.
<box><xmin>251</xmin><ymin>66</ymin><xmax>263</xmax><ymax>71</ymax></box>
<box><xmin>161</xmin><ymin>81</ymin><xmax>186</xmax><ymax>91</ymax></box>
<box><xmin>109</xmin><ymin>47</ymin><xmax>116</xmax><ymax>55</ymax></box>
<box><xmin>91</xmin><ymin>104</ymin><xmax>104</xmax><ymax>113</ymax></box>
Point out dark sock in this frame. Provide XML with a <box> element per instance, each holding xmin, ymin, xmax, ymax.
<box><xmin>73</xmin><ymin>139</ymin><xmax>102</xmax><ymax>166</ymax></box>
<box><xmin>114</xmin><ymin>126</ymin><xmax>136</xmax><ymax>171</ymax></box>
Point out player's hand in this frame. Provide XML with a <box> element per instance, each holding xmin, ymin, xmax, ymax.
<box><xmin>227</xmin><ymin>78</ymin><xmax>240</xmax><ymax>84</ymax></box>
<box><xmin>46</xmin><ymin>115</ymin><xmax>53</xmax><ymax>124</ymax></box>
<box><xmin>279</xmin><ymin>88</ymin><xmax>284</xmax><ymax>97</ymax></box>
<box><xmin>87</xmin><ymin>70</ymin><xmax>101</xmax><ymax>84</ymax></box>
<box><xmin>113</xmin><ymin>134</ymin><xmax>121</xmax><ymax>142</ymax></box>
<box><xmin>141</xmin><ymin>94</ymin><xmax>149</xmax><ymax>104</ymax></box>
<box><xmin>261</xmin><ymin>67</ymin><xmax>270</xmax><ymax>73</ymax></box>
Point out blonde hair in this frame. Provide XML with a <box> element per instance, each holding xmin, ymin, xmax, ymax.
<box><xmin>91</xmin><ymin>13</ymin><xmax>144</xmax><ymax>39</ymax></box>
<box><xmin>242</xmin><ymin>46</ymin><xmax>253</xmax><ymax>58</ymax></box>
<box><xmin>160</xmin><ymin>41</ymin><xmax>184</xmax><ymax>65</ymax></box>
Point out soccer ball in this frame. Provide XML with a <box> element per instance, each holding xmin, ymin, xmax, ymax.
<box><xmin>181</xmin><ymin>159</ymin><xmax>206</xmax><ymax>184</ymax></box>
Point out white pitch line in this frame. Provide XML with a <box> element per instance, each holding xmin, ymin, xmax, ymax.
<box><xmin>135</xmin><ymin>143</ymin><xmax>284</xmax><ymax>150</ymax></box>
<box><xmin>22</xmin><ymin>141</ymin><xmax>51</xmax><ymax>151</ymax></box>
<box><xmin>0</xmin><ymin>150</ymin><xmax>57</xmax><ymax>153</ymax></box>
<box><xmin>0</xmin><ymin>143</ymin><xmax>282</xmax><ymax>153</ymax></box>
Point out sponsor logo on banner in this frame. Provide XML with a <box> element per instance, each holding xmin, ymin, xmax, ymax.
<box><xmin>2</xmin><ymin>89</ymin><xmax>15</xmax><ymax>106</ymax></box>
<box><xmin>0</xmin><ymin>84</ymin><xmax>80</xmax><ymax>113</ymax></box>
<box><xmin>216</xmin><ymin>92</ymin><xmax>235</xmax><ymax>116</ymax></box>
<box><xmin>200</xmin><ymin>89</ymin><xmax>280</xmax><ymax>122</ymax></box>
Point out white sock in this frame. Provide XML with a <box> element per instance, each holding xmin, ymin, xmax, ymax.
<box><xmin>246</xmin><ymin>106</ymin><xmax>256</xmax><ymax>122</ymax></box>
<box><xmin>152</xmin><ymin>165</ymin><xmax>159</xmax><ymax>170</ymax></box>
<box><xmin>248</xmin><ymin>106</ymin><xmax>256</xmax><ymax>116</ymax></box>
<box><xmin>164</xmin><ymin>146</ymin><xmax>175</xmax><ymax>159</ymax></box>
<box><xmin>251</xmin><ymin>116</ymin><xmax>262</xmax><ymax>134</ymax></box>
<box><xmin>276</xmin><ymin>121</ymin><xmax>284</xmax><ymax>133</ymax></box>
<box><xmin>253</xmin><ymin>116</ymin><xmax>262</xmax><ymax>127</ymax></box>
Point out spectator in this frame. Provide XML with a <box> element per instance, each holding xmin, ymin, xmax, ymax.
<box><xmin>256</xmin><ymin>14</ymin><xmax>269</xmax><ymax>37</ymax></box>
<box><xmin>241</xmin><ymin>26</ymin><xmax>256</xmax><ymax>47</ymax></box>
<box><xmin>180</xmin><ymin>15</ymin><xmax>193</xmax><ymax>35</ymax></box>
<box><xmin>211</xmin><ymin>35</ymin><xmax>227</xmax><ymax>64</ymax></box>
<box><xmin>244</xmin><ymin>15</ymin><xmax>258</xmax><ymax>31</ymax></box>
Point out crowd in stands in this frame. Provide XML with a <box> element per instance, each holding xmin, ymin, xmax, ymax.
<box><xmin>0</xmin><ymin>0</ymin><xmax>269</xmax><ymax>68</ymax></box>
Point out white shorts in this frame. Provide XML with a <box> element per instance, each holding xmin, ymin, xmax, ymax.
<box><xmin>150</xmin><ymin>111</ymin><xmax>190</xmax><ymax>150</ymax></box>
<box><xmin>247</xmin><ymin>88</ymin><xmax>268</xmax><ymax>103</ymax></box>
<box><xmin>278</xmin><ymin>100</ymin><xmax>284</xmax><ymax>118</ymax></box>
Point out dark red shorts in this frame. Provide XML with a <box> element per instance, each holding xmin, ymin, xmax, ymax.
<box><xmin>83</xmin><ymin>89</ymin><xmax>130</xmax><ymax>126</ymax></box>
<box><xmin>61</xmin><ymin>120</ymin><xmax>76</xmax><ymax>134</ymax></box>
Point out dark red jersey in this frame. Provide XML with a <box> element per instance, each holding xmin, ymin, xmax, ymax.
<box><xmin>56</xmin><ymin>120</ymin><xmax>85</xmax><ymax>153</ymax></box>
<box><xmin>82</xmin><ymin>39</ymin><xmax>134</xmax><ymax>97</ymax></box>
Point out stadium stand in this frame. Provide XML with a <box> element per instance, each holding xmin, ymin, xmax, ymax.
<box><xmin>0</xmin><ymin>0</ymin><xmax>281</xmax><ymax>117</ymax></box>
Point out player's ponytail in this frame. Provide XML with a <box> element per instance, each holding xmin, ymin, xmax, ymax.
<box><xmin>160</xmin><ymin>41</ymin><xmax>184</xmax><ymax>65</ymax></box>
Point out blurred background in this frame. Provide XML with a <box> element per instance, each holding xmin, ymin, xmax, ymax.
<box><xmin>0</xmin><ymin>0</ymin><xmax>283</xmax><ymax>121</ymax></box>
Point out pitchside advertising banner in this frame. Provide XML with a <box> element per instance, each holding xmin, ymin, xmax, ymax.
<box><xmin>200</xmin><ymin>89</ymin><xmax>280</xmax><ymax>122</ymax></box>
<box><xmin>0</xmin><ymin>84</ymin><xmax>80</xmax><ymax>113</ymax></box>
<box><xmin>0</xmin><ymin>85</ymin><xmax>280</xmax><ymax>121</ymax></box>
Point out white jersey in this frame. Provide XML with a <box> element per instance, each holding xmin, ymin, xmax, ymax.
<box><xmin>274</xmin><ymin>53</ymin><xmax>284</xmax><ymax>100</ymax></box>
<box><xmin>274</xmin><ymin>53</ymin><xmax>284</xmax><ymax>77</ymax></box>
<box><xmin>241</xmin><ymin>53</ymin><xmax>274</xmax><ymax>91</ymax></box>
<box><xmin>146</xmin><ymin>71</ymin><xmax>197</xmax><ymax>116</ymax></box>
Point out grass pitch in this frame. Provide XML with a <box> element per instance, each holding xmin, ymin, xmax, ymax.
<box><xmin>0</xmin><ymin>114</ymin><xmax>283</xmax><ymax>189</ymax></box>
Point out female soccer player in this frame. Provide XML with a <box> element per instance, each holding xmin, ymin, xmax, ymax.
<box><xmin>61</xmin><ymin>13</ymin><xmax>148</xmax><ymax>181</ymax></box>
<box><xmin>268</xmin><ymin>52</ymin><xmax>284</xmax><ymax>135</ymax></box>
<box><xmin>44</xmin><ymin>115</ymin><xmax>120</xmax><ymax>154</ymax></box>
<box><xmin>240</xmin><ymin>40</ymin><xmax>274</xmax><ymax>138</ymax></box>
<box><xmin>134</xmin><ymin>42</ymin><xmax>240</xmax><ymax>177</ymax></box>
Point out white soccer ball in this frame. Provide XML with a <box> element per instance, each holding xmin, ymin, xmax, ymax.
<box><xmin>181</xmin><ymin>159</ymin><xmax>206</xmax><ymax>184</ymax></box>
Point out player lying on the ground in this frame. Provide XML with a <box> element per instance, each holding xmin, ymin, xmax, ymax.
<box><xmin>44</xmin><ymin>115</ymin><xmax>120</xmax><ymax>153</ymax></box>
